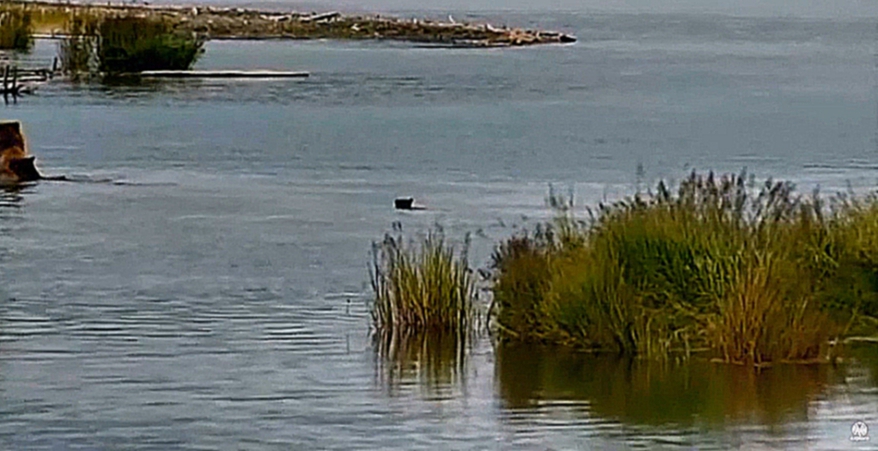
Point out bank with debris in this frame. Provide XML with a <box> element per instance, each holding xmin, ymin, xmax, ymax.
<box><xmin>15</xmin><ymin>0</ymin><xmax>577</xmax><ymax>47</ymax></box>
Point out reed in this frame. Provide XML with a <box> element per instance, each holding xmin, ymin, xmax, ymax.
<box><xmin>490</xmin><ymin>171</ymin><xmax>878</xmax><ymax>363</ymax></box>
<box><xmin>370</xmin><ymin>230</ymin><xmax>476</xmax><ymax>335</ymax></box>
<box><xmin>0</xmin><ymin>3</ymin><xmax>33</xmax><ymax>52</ymax></box>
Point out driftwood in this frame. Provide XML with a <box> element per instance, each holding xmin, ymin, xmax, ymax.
<box><xmin>299</xmin><ymin>11</ymin><xmax>341</xmax><ymax>23</ymax></box>
<box><xmin>1</xmin><ymin>63</ymin><xmax>54</xmax><ymax>101</ymax></box>
<box><xmin>1</xmin><ymin>65</ymin><xmax>17</xmax><ymax>94</ymax></box>
<box><xmin>138</xmin><ymin>70</ymin><xmax>310</xmax><ymax>78</ymax></box>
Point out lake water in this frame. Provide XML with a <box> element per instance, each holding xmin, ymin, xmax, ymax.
<box><xmin>2</xmin><ymin>4</ymin><xmax>878</xmax><ymax>450</ymax></box>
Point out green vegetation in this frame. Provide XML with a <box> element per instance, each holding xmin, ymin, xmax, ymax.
<box><xmin>490</xmin><ymin>172</ymin><xmax>878</xmax><ymax>364</ymax></box>
<box><xmin>58</xmin><ymin>13</ymin><xmax>204</xmax><ymax>76</ymax></box>
<box><xmin>0</xmin><ymin>3</ymin><xmax>33</xmax><ymax>52</ymax></box>
<box><xmin>370</xmin><ymin>231</ymin><xmax>476</xmax><ymax>335</ymax></box>
<box><xmin>97</xmin><ymin>16</ymin><xmax>203</xmax><ymax>74</ymax></box>
<box><xmin>57</xmin><ymin>11</ymin><xmax>99</xmax><ymax>77</ymax></box>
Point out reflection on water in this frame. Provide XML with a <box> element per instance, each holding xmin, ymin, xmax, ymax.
<box><xmin>851</xmin><ymin>342</ymin><xmax>878</xmax><ymax>386</ymax></box>
<box><xmin>374</xmin><ymin>330</ymin><xmax>468</xmax><ymax>399</ymax></box>
<box><xmin>0</xmin><ymin>184</ymin><xmax>25</xmax><ymax>209</ymax></box>
<box><xmin>495</xmin><ymin>344</ymin><xmax>851</xmax><ymax>428</ymax></box>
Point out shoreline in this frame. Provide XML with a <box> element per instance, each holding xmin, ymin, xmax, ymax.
<box><xmin>13</xmin><ymin>0</ymin><xmax>577</xmax><ymax>47</ymax></box>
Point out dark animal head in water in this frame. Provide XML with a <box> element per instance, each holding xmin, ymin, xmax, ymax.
<box><xmin>395</xmin><ymin>197</ymin><xmax>415</xmax><ymax>210</ymax></box>
<box><xmin>8</xmin><ymin>156</ymin><xmax>41</xmax><ymax>181</ymax></box>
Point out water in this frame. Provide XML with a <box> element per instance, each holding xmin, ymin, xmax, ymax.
<box><xmin>3</xmin><ymin>5</ymin><xmax>878</xmax><ymax>450</ymax></box>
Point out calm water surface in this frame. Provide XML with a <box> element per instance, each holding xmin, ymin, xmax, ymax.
<box><xmin>2</xmin><ymin>4</ymin><xmax>878</xmax><ymax>450</ymax></box>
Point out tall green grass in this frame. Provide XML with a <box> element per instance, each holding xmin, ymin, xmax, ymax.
<box><xmin>98</xmin><ymin>15</ymin><xmax>204</xmax><ymax>74</ymax></box>
<box><xmin>370</xmin><ymin>231</ymin><xmax>476</xmax><ymax>335</ymax></box>
<box><xmin>0</xmin><ymin>3</ymin><xmax>33</xmax><ymax>52</ymax></box>
<box><xmin>57</xmin><ymin>14</ymin><xmax>204</xmax><ymax>75</ymax></box>
<box><xmin>491</xmin><ymin>172</ymin><xmax>878</xmax><ymax>364</ymax></box>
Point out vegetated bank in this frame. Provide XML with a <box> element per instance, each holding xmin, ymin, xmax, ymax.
<box><xmin>2</xmin><ymin>2</ymin><xmax>204</xmax><ymax>77</ymax></box>
<box><xmin>490</xmin><ymin>172</ymin><xmax>878</xmax><ymax>365</ymax></box>
<box><xmin>8</xmin><ymin>0</ymin><xmax>576</xmax><ymax>47</ymax></box>
<box><xmin>370</xmin><ymin>172</ymin><xmax>878</xmax><ymax>366</ymax></box>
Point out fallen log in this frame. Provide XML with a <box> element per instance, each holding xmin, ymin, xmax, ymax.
<box><xmin>138</xmin><ymin>70</ymin><xmax>310</xmax><ymax>78</ymax></box>
<box><xmin>300</xmin><ymin>11</ymin><xmax>341</xmax><ymax>23</ymax></box>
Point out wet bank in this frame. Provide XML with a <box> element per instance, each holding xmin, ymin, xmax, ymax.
<box><xmin>12</xmin><ymin>0</ymin><xmax>576</xmax><ymax>47</ymax></box>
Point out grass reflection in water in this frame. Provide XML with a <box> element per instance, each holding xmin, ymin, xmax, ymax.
<box><xmin>374</xmin><ymin>330</ymin><xmax>469</xmax><ymax>399</ymax></box>
<box><xmin>495</xmin><ymin>343</ymin><xmax>847</xmax><ymax>428</ymax></box>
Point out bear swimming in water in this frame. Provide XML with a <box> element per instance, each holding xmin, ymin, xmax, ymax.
<box><xmin>0</xmin><ymin>121</ymin><xmax>42</xmax><ymax>183</ymax></box>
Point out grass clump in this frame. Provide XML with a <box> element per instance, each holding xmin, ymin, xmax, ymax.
<box><xmin>0</xmin><ymin>3</ymin><xmax>33</xmax><ymax>52</ymax></box>
<box><xmin>97</xmin><ymin>15</ymin><xmax>204</xmax><ymax>74</ymax></box>
<box><xmin>370</xmin><ymin>230</ymin><xmax>476</xmax><ymax>335</ymax></box>
<box><xmin>490</xmin><ymin>171</ymin><xmax>878</xmax><ymax>364</ymax></box>
<box><xmin>58</xmin><ymin>13</ymin><xmax>204</xmax><ymax>76</ymax></box>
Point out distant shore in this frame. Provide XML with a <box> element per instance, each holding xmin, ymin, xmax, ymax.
<box><xmin>14</xmin><ymin>0</ymin><xmax>577</xmax><ymax>47</ymax></box>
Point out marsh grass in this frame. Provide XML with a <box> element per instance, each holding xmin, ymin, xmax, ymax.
<box><xmin>57</xmin><ymin>13</ymin><xmax>204</xmax><ymax>76</ymax></box>
<box><xmin>98</xmin><ymin>15</ymin><xmax>203</xmax><ymax>74</ymax></box>
<box><xmin>0</xmin><ymin>3</ymin><xmax>33</xmax><ymax>51</ymax></box>
<box><xmin>57</xmin><ymin>10</ymin><xmax>99</xmax><ymax>76</ymax></box>
<box><xmin>491</xmin><ymin>171</ymin><xmax>878</xmax><ymax>364</ymax></box>
<box><xmin>370</xmin><ymin>230</ymin><xmax>476</xmax><ymax>335</ymax></box>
